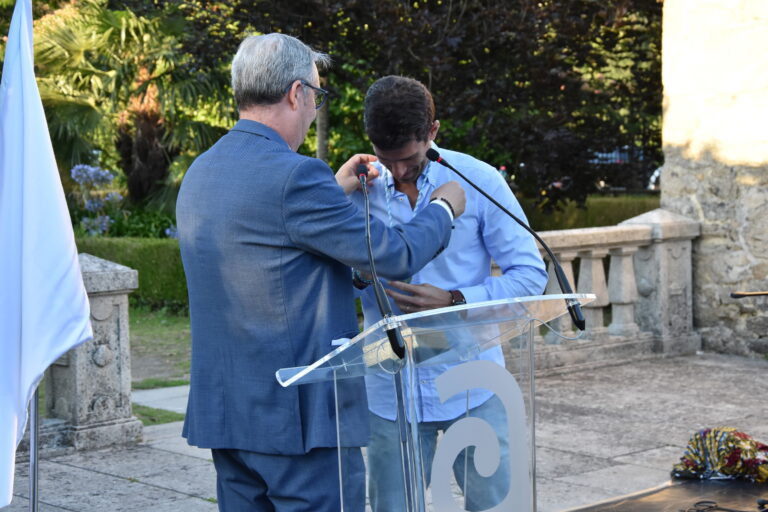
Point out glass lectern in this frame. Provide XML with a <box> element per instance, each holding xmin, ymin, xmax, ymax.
<box><xmin>277</xmin><ymin>293</ymin><xmax>595</xmax><ymax>512</ymax></box>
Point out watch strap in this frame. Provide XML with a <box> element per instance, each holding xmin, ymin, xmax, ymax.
<box><xmin>449</xmin><ymin>289</ymin><xmax>466</xmax><ymax>306</ymax></box>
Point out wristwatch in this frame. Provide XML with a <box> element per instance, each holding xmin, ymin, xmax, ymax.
<box><xmin>449</xmin><ymin>289</ymin><xmax>466</xmax><ymax>306</ymax></box>
<box><xmin>352</xmin><ymin>269</ymin><xmax>373</xmax><ymax>290</ymax></box>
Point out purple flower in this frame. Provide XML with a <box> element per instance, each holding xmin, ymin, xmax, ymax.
<box><xmin>85</xmin><ymin>198</ymin><xmax>104</xmax><ymax>212</ymax></box>
<box><xmin>81</xmin><ymin>215</ymin><xmax>113</xmax><ymax>236</ymax></box>
<box><xmin>164</xmin><ymin>225</ymin><xmax>178</xmax><ymax>239</ymax></box>
<box><xmin>70</xmin><ymin>164</ymin><xmax>115</xmax><ymax>187</ymax></box>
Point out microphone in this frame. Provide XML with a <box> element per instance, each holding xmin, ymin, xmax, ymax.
<box><xmin>426</xmin><ymin>148</ymin><xmax>586</xmax><ymax>331</ymax></box>
<box><xmin>358</xmin><ymin>162</ymin><xmax>407</xmax><ymax>358</ymax></box>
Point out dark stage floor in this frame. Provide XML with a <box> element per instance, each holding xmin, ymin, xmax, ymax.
<box><xmin>572</xmin><ymin>479</ymin><xmax>768</xmax><ymax>512</ymax></box>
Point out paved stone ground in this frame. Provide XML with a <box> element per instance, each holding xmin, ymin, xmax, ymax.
<box><xmin>7</xmin><ymin>353</ymin><xmax>768</xmax><ymax>511</ymax></box>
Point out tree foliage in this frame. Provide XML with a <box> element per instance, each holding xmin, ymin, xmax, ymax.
<box><xmin>18</xmin><ymin>0</ymin><xmax>232</xmax><ymax>204</ymax></box>
<box><xmin>3</xmin><ymin>0</ymin><xmax>662</xmax><ymax>210</ymax></box>
<box><xmin>146</xmin><ymin>0</ymin><xmax>663</xmax><ymax>208</ymax></box>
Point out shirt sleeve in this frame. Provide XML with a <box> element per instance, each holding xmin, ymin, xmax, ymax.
<box><xmin>281</xmin><ymin>158</ymin><xmax>453</xmax><ymax>280</ymax></box>
<box><xmin>458</xmin><ymin>170</ymin><xmax>549</xmax><ymax>303</ymax></box>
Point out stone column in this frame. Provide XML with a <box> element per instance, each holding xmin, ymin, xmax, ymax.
<box><xmin>45</xmin><ymin>254</ymin><xmax>143</xmax><ymax>450</ymax></box>
<box><xmin>661</xmin><ymin>0</ymin><xmax>768</xmax><ymax>357</ymax></box>
<box><xmin>576</xmin><ymin>249</ymin><xmax>609</xmax><ymax>337</ymax></box>
<box><xmin>607</xmin><ymin>247</ymin><xmax>640</xmax><ymax>337</ymax></box>
<box><xmin>622</xmin><ymin>209</ymin><xmax>701</xmax><ymax>355</ymax></box>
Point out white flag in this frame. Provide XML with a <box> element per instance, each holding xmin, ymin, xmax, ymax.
<box><xmin>0</xmin><ymin>0</ymin><xmax>93</xmax><ymax>505</ymax></box>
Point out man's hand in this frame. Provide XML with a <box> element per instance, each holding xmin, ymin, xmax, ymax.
<box><xmin>430</xmin><ymin>181</ymin><xmax>466</xmax><ymax>218</ymax></box>
<box><xmin>335</xmin><ymin>154</ymin><xmax>379</xmax><ymax>194</ymax></box>
<box><xmin>386</xmin><ymin>281</ymin><xmax>453</xmax><ymax>313</ymax></box>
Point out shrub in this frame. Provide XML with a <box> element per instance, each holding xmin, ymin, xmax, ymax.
<box><xmin>76</xmin><ymin>237</ymin><xmax>187</xmax><ymax>310</ymax></box>
<box><xmin>109</xmin><ymin>208</ymin><xmax>177</xmax><ymax>238</ymax></box>
<box><xmin>67</xmin><ymin>164</ymin><xmax>177</xmax><ymax>239</ymax></box>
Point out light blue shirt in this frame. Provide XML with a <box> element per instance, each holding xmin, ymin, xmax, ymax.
<box><xmin>351</xmin><ymin>145</ymin><xmax>548</xmax><ymax>421</ymax></box>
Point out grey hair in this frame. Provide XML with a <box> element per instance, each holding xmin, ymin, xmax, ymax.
<box><xmin>231</xmin><ymin>33</ymin><xmax>330</xmax><ymax>110</ymax></box>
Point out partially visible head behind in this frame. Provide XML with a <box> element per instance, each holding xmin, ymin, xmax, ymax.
<box><xmin>231</xmin><ymin>33</ymin><xmax>330</xmax><ymax>111</ymax></box>
<box><xmin>364</xmin><ymin>76</ymin><xmax>436</xmax><ymax>151</ymax></box>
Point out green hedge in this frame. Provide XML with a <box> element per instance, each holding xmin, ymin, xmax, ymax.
<box><xmin>521</xmin><ymin>194</ymin><xmax>660</xmax><ymax>231</ymax></box>
<box><xmin>76</xmin><ymin>237</ymin><xmax>187</xmax><ymax>310</ymax></box>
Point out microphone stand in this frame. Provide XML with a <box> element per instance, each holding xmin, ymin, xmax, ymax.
<box><xmin>357</xmin><ymin>165</ymin><xmax>421</xmax><ymax>510</ymax></box>
<box><xmin>426</xmin><ymin>148</ymin><xmax>586</xmax><ymax>331</ymax></box>
<box><xmin>357</xmin><ymin>167</ymin><xmax>408</xmax><ymax>359</ymax></box>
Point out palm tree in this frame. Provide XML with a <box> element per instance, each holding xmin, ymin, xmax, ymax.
<box><xmin>34</xmin><ymin>0</ymin><xmax>233</xmax><ymax>204</ymax></box>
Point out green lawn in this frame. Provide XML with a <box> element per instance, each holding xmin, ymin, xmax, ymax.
<box><xmin>132</xmin><ymin>404</ymin><xmax>185</xmax><ymax>426</ymax></box>
<box><xmin>128</xmin><ymin>306</ymin><xmax>191</xmax><ymax>425</ymax></box>
<box><xmin>130</xmin><ymin>305</ymin><xmax>191</xmax><ymax>388</ymax></box>
<box><xmin>132</xmin><ymin>377</ymin><xmax>191</xmax><ymax>390</ymax></box>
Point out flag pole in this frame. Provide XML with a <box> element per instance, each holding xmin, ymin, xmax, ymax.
<box><xmin>29</xmin><ymin>387</ymin><xmax>39</xmax><ymax>512</ymax></box>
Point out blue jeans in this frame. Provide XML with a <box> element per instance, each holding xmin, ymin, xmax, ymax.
<box><xmin>212</xmin><ymin>447</ymin><xmax>365</xmax><ymax>512</ymax></box>
<box><xmin>366</xmin><ymin>395</ymin><xmax>511</xmax><ymax>512</ymax></box>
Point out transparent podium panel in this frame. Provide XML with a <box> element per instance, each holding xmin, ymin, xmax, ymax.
<box><xmin>277</xmin><ymin>294</ymin><xmax>594</xmax><ymax>512</ymax></box>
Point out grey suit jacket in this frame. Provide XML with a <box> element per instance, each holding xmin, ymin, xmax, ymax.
<box><xmin>176</xmin><ymin>120</ymin><xmax>452</xmax><ymax>455</ymax></box>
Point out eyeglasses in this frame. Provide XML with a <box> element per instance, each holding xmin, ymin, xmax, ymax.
<box><xmin>284</xmin><ymin>79</ymin><xmax>329</xmax><ymax>110</ymax></box>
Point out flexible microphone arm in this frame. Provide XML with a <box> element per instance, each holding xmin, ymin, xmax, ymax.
<box><xmin>357</xmin><ymin>165</ymin><xmax>407</xmax><ymax>358</ymax></box>
<box><xmin>425</xmin><ymin>148</ymin><xmax>586</xmax><ymax>331</ymax></box>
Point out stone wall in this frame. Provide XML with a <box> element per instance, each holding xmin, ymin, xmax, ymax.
<box><xmin>661</xmin><ymin>0</ymin><xmax>768</xmax><ymax>357</ymax></box>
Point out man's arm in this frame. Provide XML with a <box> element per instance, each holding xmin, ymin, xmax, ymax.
<box><xmin>461</xmin><ymin>170</ymin><xmax>548</xmax><ymax>302</ymax></box>
<box><xmin>384</xmin><ymin>281</ymin><xmax>456</xmax><ymax>313</ymax></box>
<box><xmin>282</xmin><ymin>158</ymin><xmax>463</xmax><ymax>280</ymax></box>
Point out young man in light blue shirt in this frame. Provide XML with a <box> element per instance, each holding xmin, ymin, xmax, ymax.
<box><xmin>346</xmin><ymin>76</ymin><xmax>548</xmax><ymax>511</ymax></box>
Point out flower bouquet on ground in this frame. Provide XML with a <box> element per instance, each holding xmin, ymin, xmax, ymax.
<box><xmin>672</xmin><ymin>427</ymin><xmax>768</xmax><ymax>483</ymax></box>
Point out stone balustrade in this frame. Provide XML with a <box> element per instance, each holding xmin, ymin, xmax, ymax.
<box><xmin>497</xmin><ymin>208</ymin><xmax>702</xmax><ymax>373</ymax></box>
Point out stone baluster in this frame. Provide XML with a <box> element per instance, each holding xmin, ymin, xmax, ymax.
<box><xmin>577</xmin><ymin>249</ymin><xmax>609</xmax><ymax>336</ymax></box>
<box><xmin>607</xmin><ymin>247</ymin><xmax>640</xmax><ymax>336</ymax></box>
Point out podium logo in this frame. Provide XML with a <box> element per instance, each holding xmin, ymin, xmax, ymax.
<box><xmin>431</xmin><ymin>360</ymin><xmax>532</xmax><ymax>512</ymax></box>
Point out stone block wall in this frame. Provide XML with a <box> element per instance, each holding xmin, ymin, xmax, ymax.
<box><xmin>661</xmin><ymin>0</ymin><xmax>768</xmax><ymax>357</ymax></box>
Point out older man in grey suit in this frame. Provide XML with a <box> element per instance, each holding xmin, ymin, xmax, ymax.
<box><xmin>176</xmin><ymin>34</ymin><xmax>466</xmax><ymax>512</ymax></box>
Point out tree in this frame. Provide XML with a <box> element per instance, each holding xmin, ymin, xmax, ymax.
<box><xmin>0</xmin><ymin>0</ymin><xmax>68</xmax><ymax>45</ymax></box>
<box><xmin>32</xmin><ymin>0</ymin><xmax>232</xmax><ymax>204</ymax></box>
<box><xmin>22</xmin><ymin>0</ymin><xmax>661</xmax><ymax>209</ymax></box>
<box><xmin>159</xmin><ymin>0</ymin><xmax>662</xmax><ymax>208</ymax></box>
